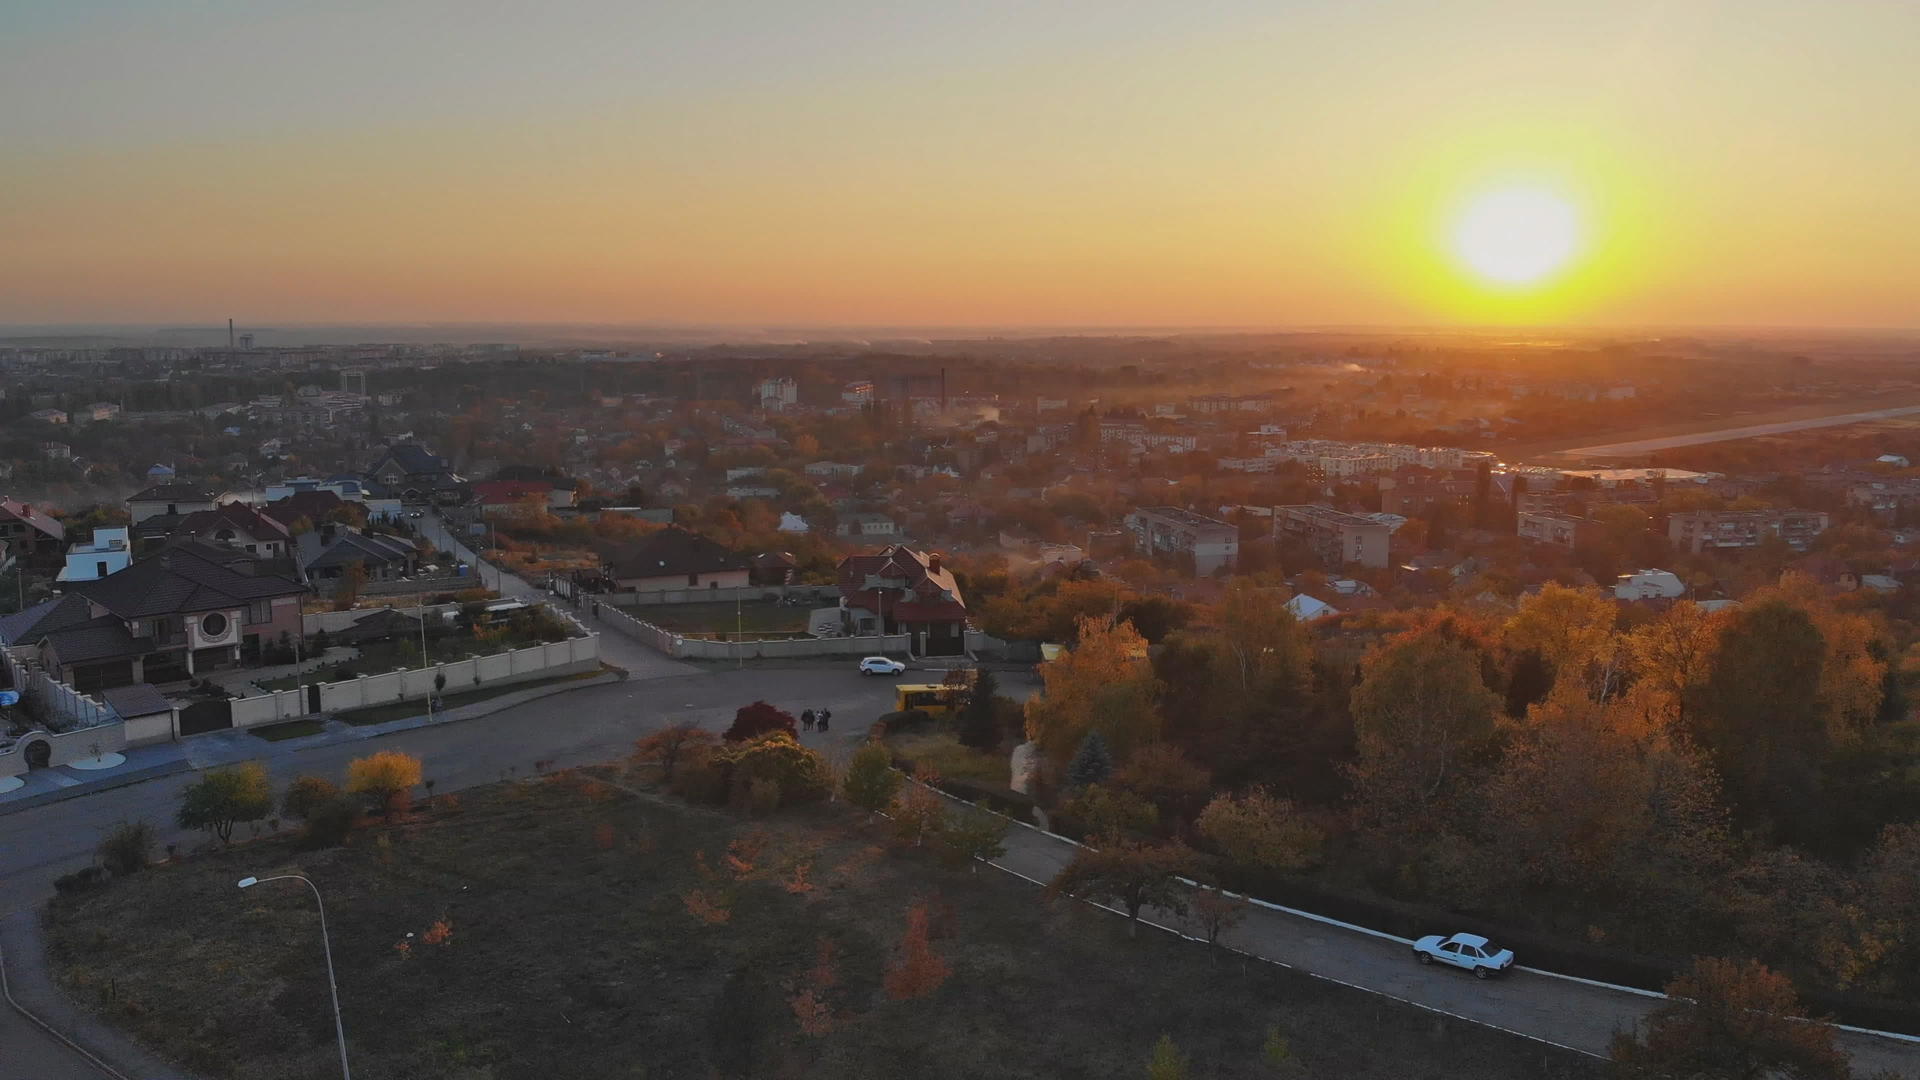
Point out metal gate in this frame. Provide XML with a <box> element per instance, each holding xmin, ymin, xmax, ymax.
<box><xmin>178</xmin><ymin>698</ymin><xmax>234</xmax><ymax>736</ymax></box>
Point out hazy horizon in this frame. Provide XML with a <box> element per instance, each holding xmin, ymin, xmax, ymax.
<box><xmin>6</xmin><ymin>1</ymin><xmax>1917</xmax><ymax>330</ymax></box>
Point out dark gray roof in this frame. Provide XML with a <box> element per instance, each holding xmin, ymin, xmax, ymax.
<box><xmin>43</xmin><ymin>617</ymin><xmax>151</xmax><ymax>665</ymax></box>
<box><xmin>129</xmin><ymin>484</ymin><xmax>215</xmax><ymax>503</ymax></box>
<box><xmin>66</xmin><ymin>542</ymin><xmax>306</xmax><ymax>619</ymax></box>
<box><xmin>370</xmin><ymin>443</ymin><xmax>451</xmax><ymax>477</ymax></box>
<box><xmin>0</xmin><ymin>593</ymin><xmax>95</xmax><ymax>646</ymax></box>
<box><xmin>102</xmin><ymin>683</ymin><xmax>174</xmax><ymax>719</ymax></box>
<box><xmin>599</xmin><ymin>527</ymin><xmax>750</xmax><ymax>580</ymax></box>
<box><xmin>305</xmin><ymin>532</ymin><xmax>416</xmax><ymax>571</ymax></box>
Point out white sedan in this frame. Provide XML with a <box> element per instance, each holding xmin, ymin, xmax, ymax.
<box><xmin>858</xmin><ymin>656</ymin><xmax>907</xmax><ymax>676</ymax></box>
<box><xmin>1412</xmin><ymin>933</ymin><xmax>1514</xmax><ymax>979</ymax></box>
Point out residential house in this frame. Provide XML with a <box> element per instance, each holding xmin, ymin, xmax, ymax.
<box><xmin>41</xmin><ymin>442</ymin><xmax>71</xmax><ymax>461</ymax></box>
<box><xmin>28</xmin><ymin>408</ymin><xmax>67</xmax><ymax>425</ymax></box>
<box><xmin>365</xmin><ymin>442</ymin><xmax>464</xmax><ymax>502</ymax></box>
<box><xmin>472</xmin><ymin>480</ymin><xmax>556</xmax><ymax>517</ymax></box>
<box><xmin>750</xmin><ymin>551</ymin><xmax>797</xmax><ymax>587</ymax></box>
<box><xmin>0</xmin><ymin>497</ymin><xmax>66</xmax><ymax>567</ymax></box>
<box><xmin>57</xmin><ymin>528</ymin><xmax>132</xmax><ymax>582</ymax></box>
<box><xmin>837</xmin><ymin>513</ymin><xmax>899</xmax><ymax>539</ymax></box>
<box><xmin>597</xmin><ymin>527</ymin><xmax>752</xmax><ymax>592</ymax></box>
<box><xmin>1272</xmin><ymin>504</ymin><xmax>1391</xmax><ymax>569</ymax></box>
<box><xmin>1614</xmin><ymin>569</ymin><xmax>1686</xmax><ymax>602</ymax></box>
<box><xmin>836</xmin><ymin>546</ymin><xmax>969</xmax><ymax>656</ymax></box>
<box><xmin>778</xmin><ymin>512</ymin><xmax>811</xmax><ymax>533</ymax></box>
<box><xmin>163</xmin><ymin>503</ymin><xmax>294</xmax><ymax>560</ymax></box>
<box><xmin>804</xmin><ymin>461</ymin><xmax>864</xmax><ymax>480</ymax></box>
<box><xmin>1124</xmin><ymin>506</ymin><xmax>1239</xmax><ymax>575</ymax></box>
<box><xmin>1667</xmin><ymin>508</ymin><xmax>1830</xmax><ymax>554</ymax></box>
<box><xmin>302</xmin><ymin>532</ymin><xmax>421</xmax><ymax>593</ymax></box>
<box><xmin>7</xmin><ymin>544</ymin><xmax>306</xmax><ymax>690</ymax></box>
<box><xmin>127</xmin><ymin>484</ymin><xmax>219</xmax><ymax>526</ymax></box>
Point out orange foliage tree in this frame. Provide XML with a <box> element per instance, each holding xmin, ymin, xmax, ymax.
<box><xmin>882</xmin><ymin>903</ymin><xmax>950</xmax><ymax>1000</ymax></box>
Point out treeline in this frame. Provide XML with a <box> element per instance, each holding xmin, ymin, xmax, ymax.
<box><xmin>1021</xmin><ymin>577</ymin><xmax>1920</xmax><ymax>1003</ymax></box>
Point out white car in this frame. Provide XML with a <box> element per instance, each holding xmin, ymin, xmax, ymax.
<box><xmin>858</xmin><ymin>656</ymin><xmax>907</xmax><ymax>676</ymax></box>
<box><xmin>1412</xmin><ymin>933</ymin><xmax>1514</xmax><ymax>979</ymax></box>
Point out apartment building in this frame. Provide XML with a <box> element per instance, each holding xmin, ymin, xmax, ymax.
<box><xmin>1518</xmin><ymin>511</ymin><xmax>1599</xmax><ymax>550</ymax></box>
<box><xmin>1272</xmin><ymin>504</ymin><xmax>1391</xmax><ymax>569</ymax></box>
<box><xmin>1124</xmin><ymin>506</ymin><xmax>1240</xmax><ymax>575</ymax></box>
<box><xmin>1667</xmin><ymin>508</ymin><xmax>1830</xmax><ymax>553</ymax></box>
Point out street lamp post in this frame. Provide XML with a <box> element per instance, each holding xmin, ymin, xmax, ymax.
<box><xmin>237</xmin><ymin>874</ymin><xmax>352</xmax><ymax>1079</ymax></box>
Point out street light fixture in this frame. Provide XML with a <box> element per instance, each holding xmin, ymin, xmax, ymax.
<box><xmin>237</xmin><ymin>874</ymin><xmax>353</xmax><ymax>1079</ymax></box>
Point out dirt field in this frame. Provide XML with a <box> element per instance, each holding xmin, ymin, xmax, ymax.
<box><xmin>46</xmin><ymin>772</ymin><xmax>1602</xmax><ymax>1080</ymax></box>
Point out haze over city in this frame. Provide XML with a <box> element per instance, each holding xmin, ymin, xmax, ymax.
<box><xmin>5</xmin><ymin>0</ymin><xmax>1918</xmax><ymax>331</ymax></box>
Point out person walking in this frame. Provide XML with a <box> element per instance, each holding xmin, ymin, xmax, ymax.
<box><xmin>800</xmin><ymin>708</ymin><xmax>815</xmax><ymax>732</ymax></box>
<box><xmin>817</xmin><ymin>708</ymin><xmax>831</xmax><ymax>733</ymax></box>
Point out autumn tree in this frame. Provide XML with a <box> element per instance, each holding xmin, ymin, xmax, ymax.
<box><xmin>889</xmin><ymin>783</ymin><xmax>947</xmax><ymax>848</ymax></box>
<box><xmin>346</xmin><ymin>750</ymin><xmax>423</xmax><ymax>820</ymax></box>
<box><xmin>1145</xmin><ymin>1034</ymin><xmax>1191</xmax><ymax>1080</ymax></box>
<box><xmin>1113</xmin><ymin>743</ymin><xmax>1213</xmax><ymax>823</ymax></box>
<box><xmin>1610</xmin><ymin>956</ymin><xmax>1848</xmax><ymax>1080</ymax></box>
<box><xmin>1687</xmin><ymin>598</ymin><xmax>1828</xmax><ymax>830</ymax></box>
<box><xmin>280</xmin><ymin>775</ymin><xmax>341</xmax><ymax>821</ymax></box>
<box><xmin>883</xmin><ymin>902</ymin><xmax>951</xmax><ymax>999</ymax></box>
<box><xmin>788</xmin><ymin>937</ymin><xmax>841</xmax><ymax>1036</ymax></box>
<box><xmin>842</xmin><ymin>739</ymin><xmax>902</xmax><ymax>815</ymax></box>
<box><xmin>1347</xmin><ymin>628</ymin><xmax>1499</xmax><ymax>828</ymax></box>
<box><xmin>176</xmin><ymin>762</ymin><xmax>274</xmax><ymax>844</ymax></box>
<box><xmin>1195</xmin><ymin>787</ymin><xmax>1325</xmax><ymax>879</ymax></box>
<box><xmin>938</xmin><ymin>809</ymin><xmax>1009</xmax><ymax>872</ymax></box>
<box><xmin>1049</xmin><ymin>840</ymin><xmax>1193</xmax><ymax>938</ymax></box>
<box><xmin>1502</xmin><ymin>583</ymin><xmax>1619</xmax><ymax>697</ymax></box>
<box><xmin>1061</xmin><ymin>783</ymin><xmax>1161</xmax><ymax>842</ymax></box>
<box><xmin>1623</xmin><ymin>600</ymin><xmax>1723</xmax><ymax>728</ymax></box>
<box><xmin>1024</xmin><ymin>615</ymin><xmax>1161</xmax><ymax>764</ymax></box>
<box><xmin>724</xmin><ymin>700</ymin><xmax>797</xmax><ymax>742</ymax></box>
<box><xmin>1186</xmin><ymin>889</ymin><xmax>1248</xmax><ymax>960</ymax></box>
<box><xmin>633</xmin><ymin>722</ymin><xmax>717</xmax><ymax>779</ymax></box>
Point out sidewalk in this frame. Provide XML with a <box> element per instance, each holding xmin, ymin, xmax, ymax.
<box><xmin>1</xmin><ymin>909</ymin><xmax>193</xmax><ymax>1080</ymax></box>
<box><xmin>0</xmin><ymin>670</ymin><xmax>621</xmax><ymax>817</ymax></box>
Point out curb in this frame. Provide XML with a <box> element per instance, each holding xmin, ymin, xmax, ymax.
<box><xmin>0</xmin><ymin>759</ymin><xmax>194</xmax><ymax>819</ymax></box>
<box><xmin>359</xmin><ymin>670</ymin><xmax>621</xmax><ymax>742</ymax></box>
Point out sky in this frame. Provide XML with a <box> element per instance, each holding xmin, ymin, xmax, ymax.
<box><xmin>3</xmin><ymin>0</ymin><xmax>1917</xmax><ymax>330</ymax></box>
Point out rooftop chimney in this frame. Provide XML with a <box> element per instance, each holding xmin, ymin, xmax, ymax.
<box><xmin>928</xmin><ymin>552</ymin><xmax>943</xmax><ymax>574</ymax></box>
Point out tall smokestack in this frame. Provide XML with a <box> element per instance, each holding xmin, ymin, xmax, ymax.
<box><xmin>940</xmin><ymin>366</ymin><xmax>947</xmax><ymax>413</ymax></box>
<box><xmin>228</xmin><ymin>318</ymin><xmax>235</xmax><ymax>350</ymax></box>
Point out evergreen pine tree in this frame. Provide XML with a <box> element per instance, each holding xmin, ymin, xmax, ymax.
<box><xmin>1066</xmin><ymin>731</ymin><xmax>1114</xmax><ymax>789</ymax></box>
<box><xmin>957</xmin><ymin>668</ymin><xmax>1002</xmax><ymax>750</ymax></box>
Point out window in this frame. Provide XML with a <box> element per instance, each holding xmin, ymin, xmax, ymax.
<box><xmin>248</xmin><ymin>600</ymin><xmax>271</xmax><ymax>624</ymax></box>
<box><xmin>687</xmin><ymin>573</ymin><xmax>699</xmax><ymax>586</ymax></box>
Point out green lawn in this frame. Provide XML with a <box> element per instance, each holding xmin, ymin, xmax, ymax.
<box><xmin>256</xmin><ymin>632</ymin><xmax>570</xmax><ymax>692</ymax></box>
<box><xmin>632</xmin><ymin>600</ymin><xmax>812</xmax><ymax>639</ymax></box>
<box><xmin>886</xmin><ymin>731</ymin><xmax>1010</xmax><ymax>785</ymax></box>
<box><xmin>47</xmin><ymin>772</ymin><xmax>1600</xmax><ymax>1080</ymax></box>
<box><xmin>248</xmin><ymin>719</ymin><xmax>325</xmax><ymax>742</ymax></box>
<box><xmin>331</xmin><ymin>668</ymin><xmax>605</xmax><ymax>726</ymax></box>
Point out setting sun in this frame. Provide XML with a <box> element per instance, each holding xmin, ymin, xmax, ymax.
<box><xmin>1451</xmin><ymin>186</ymin><xmax>1581</xmax><ymax>287</ymax></box>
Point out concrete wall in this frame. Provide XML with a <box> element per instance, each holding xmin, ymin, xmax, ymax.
<box><xmin>672</xmin><ymin>633</ymin><xmax>910</xmax><ymax>660</ymax></box>
<box><xmin>122</xmin><ymin>710</ymin><xmax>177</xmax><ymax>747</ymax></box>
<box><xmin>3</xmin><ymin>645</ymin><xmax>112</xmax><ymax>731</ymax></box>
<box><xmin>227</xmin><ymin>633</ymin><xmax>600</xmax><ymax>729</ymax></box>
<box><xmin>302</xmin><ymin>603</ymin><xmax>460</xmax><ymax>635</ymax></box>
<box><xmin>0</xmin><ymin>722</ymin><xmax>130</xmax><ymax>779</ymax></box>
<box><xmin>602</xmin><ymin>584</ymin><xmax>838</xmax><ymax>608</ymax></box>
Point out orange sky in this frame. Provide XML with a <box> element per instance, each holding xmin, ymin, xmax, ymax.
<box><xmin>4</xmin><ymin>1</ymin><xmax>1916</xmax><ymax>329</ymax></box>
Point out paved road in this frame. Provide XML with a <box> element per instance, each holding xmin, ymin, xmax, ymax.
<box><xmin>1553</xmin><ymin>403</ymin><xmax>1920</xmax><ymax>458</ymax></box>
<box><xmin>414</xmin><ymin>510</ymin><xmax>697</xmax><ymax>681</ymax></box>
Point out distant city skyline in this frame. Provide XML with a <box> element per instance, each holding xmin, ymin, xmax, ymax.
<box><xmin>5</xmin><ymin>1</ymin><xmax>1917</xmax><ymax>329</ymax></box>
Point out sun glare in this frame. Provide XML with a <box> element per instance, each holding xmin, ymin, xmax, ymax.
<box><xmin>1451</xmin><ymin>186</ymin><xmax>1581</xmax><ymax>287</ymax></box>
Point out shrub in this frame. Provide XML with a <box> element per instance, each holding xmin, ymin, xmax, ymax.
<box><xmin>938</xmin><ymin>810</ymin><xmax>1009</xmax><ymax>872</ymax></box>
<box><xmin>281</xmin><ymin>775</ymin><xmax>341</xmax><ymax>821</ymax></box>
<box><xmin>869</xmin><ymin>709</ymin><xmax>932</xmax><ymax>738</ymax></box>
<box><xmin>53</xmin><ymin>867</ymin><xmax>108</xmax><ymax>895</ymax></box>
<box><xmin>724</xmin><ymin>701</ymin><xmax>796</xmax><ymax>742</ymax></box>
<box><xmin>176</xmin><ymin>762</ymin><xmax>274</xmax><ymax>844</ymax></box>
<box><xmin>712</xmin><ymin>732</ymin><xmax>831</xmax><ymax>805</ymax></box>
<box><xmin>1196</xmin><ymin>787</ymin><xmax>1325</xmax><ymax>878</ymax></box>
<box><xmin>633</xmin><ymin>723</ymin><xmax>718</xmax><ymax>779</ymax></box>
<box><xmin>843</xmin><ymin>740</ymin><xmax>902</xmax><ymax>814</ymax></box>
<box><xmin>1060</xmin><ymin>783</ymin><xmax>1159</xmax><ymax>843</ymax></box>
<box><xmin>746</xmin><ymin>777</ymin><xmax>783</xmax><ymax>816</ymax></box>
<box><xmin>299</xmin><ymin>796</ymin><xmax>361</xmax><ymax>849</ymax></box>
<box><xmin>96</xmin><ymin>821</ymin><xmax>154</xmax><ymax>876</ymax></box>
<box><xmin>346</xmin><ymin>750</ymin><xmax>423</xmax><ymax>819</ymax></box>
<box><xmin>1065</xmin><ymin>732</ymin><xmax>1114</xmax><ymax>790</ymax></box>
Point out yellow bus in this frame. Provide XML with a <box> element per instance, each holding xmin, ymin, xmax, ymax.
<box><xmin>894</xmin><ymin>682</ymin><xmax>968</xmax><ymax>717</ymax></box>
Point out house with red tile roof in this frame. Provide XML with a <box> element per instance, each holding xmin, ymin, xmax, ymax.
<box><xmin>836</xmin><ymin>546</ymin><xmax>968</xmax><ymax>656</ymax></box>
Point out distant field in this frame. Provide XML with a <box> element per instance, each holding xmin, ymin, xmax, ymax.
<box><xmin>47</xmin><ymin>773</ymin><xmax>1602</xmax><ymax>1080</ymax></box>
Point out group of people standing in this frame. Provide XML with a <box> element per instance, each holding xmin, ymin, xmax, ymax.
<box><xmin>799</xmin><ymin>707</ymin><xmax>832</xmax><ymax>733</ymax></box>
